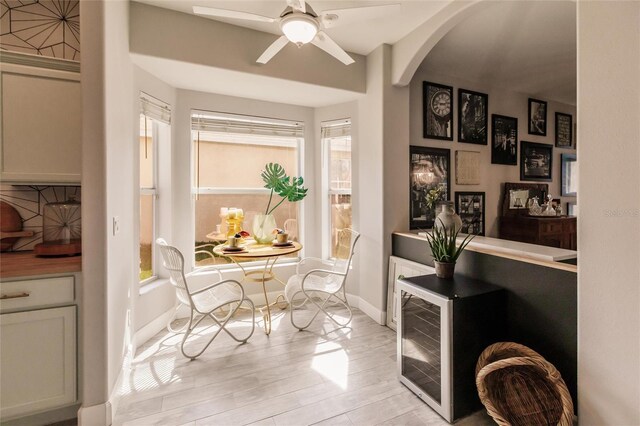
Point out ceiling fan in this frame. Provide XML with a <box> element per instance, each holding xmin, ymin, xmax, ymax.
<box><xmin>192</xmin><ymin>0</ymin><xmax>400</xmax><ymax>65</ymax></box>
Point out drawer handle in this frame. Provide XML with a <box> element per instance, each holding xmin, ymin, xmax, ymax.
<box><xmin>0</xmin><ymin>292</ymin><xmax>31</xmax><ymax>300</ymax></box>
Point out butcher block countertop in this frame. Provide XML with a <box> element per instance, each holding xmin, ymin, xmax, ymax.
<box><xmin>0</xmin><ymin>251</ymin><xmax>81</xmax><ymax>279</ymax></box>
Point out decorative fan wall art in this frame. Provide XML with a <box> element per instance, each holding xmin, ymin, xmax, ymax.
<box><xmin>0</xmin><ymin>0</ymin><xmax>80</xmax><ymax>61</ymax></box>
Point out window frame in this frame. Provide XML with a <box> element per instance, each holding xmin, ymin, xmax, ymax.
<box><xmin>321</xmin><ymin>119</ymin><xmax>352</xmax><ymax>261</ymax></box>
<box><xmin>139</xmin><ymin>116</ymin><xmax>161</xmax><ymax>286</ymax></box>
<box><xmin>191</xmin><ymin>111</ymin><xmax>305</xmax><ymax>270</ymax></box>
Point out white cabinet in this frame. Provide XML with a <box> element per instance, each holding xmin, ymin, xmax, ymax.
<box><xmin>0</xmin><ymin>306</ymin><xmax>76</xmax><ymax>420</ymax></box>
<box><xmin>0</xmin><ymin>273</ymin><xmax>77</xmax><ymax>422</ymax></box>
<box><xmin>0</xmin><ymin>57</ymin><xmax>81</xmax><ymax>184</ymax></box>
<box><xmin>386</xmin><ymin>256</ymin><xmax>435</xmax><ymax>330</ymax></box>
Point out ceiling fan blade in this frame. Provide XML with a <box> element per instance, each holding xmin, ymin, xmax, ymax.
<box><xmin>286</xmin><ymin>0</ymin><xmax>306</xmax><ymax>13</ymax></box>
<box><xmin>257</xmin><ymin>36</ymin><xmax>290</xmax><ymax>64</ymax></box>
<box><xmin>311</xmin><ymin>32</ymin><xmax>355</xmax><ymax>65</ymax></box>
<box><xmin>320</xmin><ymin>3</ymin><xmax>400</xmax><ymax>28</ymax></box>
<box><xmin>193</xmin><ymin>6</ymin><xmax>276</xmax><ymax>23</ymax></box>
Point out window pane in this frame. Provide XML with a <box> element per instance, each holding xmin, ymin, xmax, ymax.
<box><xmin>140</xmin><ymin>194</ymin><xmax>154</xmax><ymax>281</ymax></box>
<box><xmin>194</xmin><ymin>138</ymin><xmax>297</xmax><ymax>188</ymax></box>
<box><xmin>195</xmin><ymin>194</ymin><xmax>299</xmax><ymax>266</ymax></box>
<box><xmin>330</xmin><ymin>194</ymin><xmax>351</xmax><ymax>259</ymax></box>
<box><xmin>329</xmin><ymin>137</ymin><xmax>351</xmax><ymax>191</ymax></box>
<box><xmin>140</xmin><ymin>115</ymin><xmax>154</xmax><ymax>188</ymax></box>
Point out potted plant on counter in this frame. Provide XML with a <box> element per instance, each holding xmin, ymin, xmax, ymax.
<box><xmin>253</xmin><ymin>163</ymin><xmax>308</xmax><ymax>244</ymax></box>
<box><xmin>425</xmin><ymin>219</ymin><xmax>475</xmax><ymax>279</ymax></box>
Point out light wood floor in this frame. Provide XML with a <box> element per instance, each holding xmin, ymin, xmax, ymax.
<box><xmin>113</xmin><ymin>307</ymin><xmax>494</xmax><ymax>426</ymax></box>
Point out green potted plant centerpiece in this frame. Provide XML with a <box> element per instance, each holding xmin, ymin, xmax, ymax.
<box><xmin>253</xmin><ymin>163</ymin><xmax>308</xmax><ymax>244</ymax></box>
<box><xmin>425</xmin><ymin>219</ymin><xmax>475</xmax><ymax>279</ymax></box>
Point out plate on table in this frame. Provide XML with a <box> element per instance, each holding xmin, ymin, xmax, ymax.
<box><xmin>272</xmin><ymin>241</ymin><xmax>294</xmax><ymax>248</ymax></box>
<box><xmin>222</xmin><ymin>246</ymin><xmax>247</xmax><ymax>253</ymax></box>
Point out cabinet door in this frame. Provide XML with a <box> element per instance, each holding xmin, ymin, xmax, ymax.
<box><xmin>1</xmin><ymin>63</ymin><xmax>81</xmax><ymax>183</ymax></box>
<box><xmin>0</xmin><ymin>306</ymin><xmax>76</xmax><ymax>420</ymax></box>
<box><xmin>386</xmin><ymin>256</ymin><xmax>436</xmax><ymax>330</ymax></box>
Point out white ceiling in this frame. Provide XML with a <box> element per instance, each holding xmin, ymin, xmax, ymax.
<box><xmin>420</xmin><ymin>1</ymin><xmax>576</xmax><ymax>105</ymax></box>
<box><xmin>133</xmin><ymin>0</ymin><xmax>449</xmax><ymax>56</ymax></box>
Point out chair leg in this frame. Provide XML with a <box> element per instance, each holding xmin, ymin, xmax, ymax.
<box><xmin>290</xmin><ymin>290</ymin><xmax>353</xmax><ymax>330</ymax></box>
<box><xmin>167</xmin><ymin>304</ymin><xmax>190</xmax><ymax>333</ymax></box>
<box><xmin>180</xmin><ymin>298</ymin><xmax>255</xmax><ymax>360</ymax></box>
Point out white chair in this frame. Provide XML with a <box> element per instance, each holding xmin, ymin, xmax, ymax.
<box><xmin>284</xmin><ymin>229</ymin><xmax>360</xmax><ymax>330</ymax></box>
<box><xmin>156</xmin><ymin>238</ymin><xmax>255</xmax><ymax>359</ymax></box>
<box><xmin>284</xmin><ymin>218</ymin><xmax>298</xmax><ymax>242</ymax></box>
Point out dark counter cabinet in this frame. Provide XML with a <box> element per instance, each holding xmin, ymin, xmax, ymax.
<box><xmin>500</xmin><ymin>216</ymin><xmax>577</xmax><ymax>250</ymax></box>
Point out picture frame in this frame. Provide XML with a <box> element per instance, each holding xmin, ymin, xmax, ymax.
<box><xmin>458</xmin><ymin>89</ymin><xmax>488</xmax><ymax>144</ymax></box>
<box><xmin>567</xmin><ymin>201</ymin><xmax>577</xmax><ymax>217</ymax></box>
<box><xmin>455</xmin><ymin>150</ymin><xmax>480</xmax><ymax>185</ymax></box>
<box><xmin>528</xmin><ymin>98</ymin><xmax>547</xmax><ymax>136</ymax></box>
<box><xmin>555</xmin><ymin>112</ymin><xmax>573</xmax><ymax>148</ymax></box>
<box><xmin>410</xmin><ymin>145</ymin><xmax>451</xmax><ymax>229</ymax></box>
<box><xmin>455</xmin><ymin>192</ymin><xmax>485</xmax><ymax>236</ymax></box>
<box><xmin>491</xmin><ymin>114</ymin><xmax>518</xmax><ymax>165</ymax></box>
<box><xmin>521</xmin><ymin>141</ymin><xmax>553</xmax><ymax>181</ymax></box>
<box><xmin>561</xmin><ymin>153</ymin><xmax>578</xmax><ymax>196</ymax></box>
<box><xmin>423</xmin><ymin>81</ymin><xmax>454</xmax><ymax>141</ymax></box>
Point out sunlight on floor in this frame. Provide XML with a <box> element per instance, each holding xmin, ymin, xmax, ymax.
<box><xmin>311</xmin><ymin>339</ymin><xmax>350</xmax><ymax>389</ymax></box>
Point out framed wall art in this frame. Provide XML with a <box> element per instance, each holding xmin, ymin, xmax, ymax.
<box><xmin>561</xmin><ymin>153</ymin><xmax>578</xmax><ymax>196</ymax></box>
<box><xmin>455</xmin><ymin>191</ymin><xmax>485</xmax><ymax>236</ymax></box>
<box><xmin>555</xmin><ymin>112</ymin><xmax>573</xmax><ymax>148</ymax></box>
<box><xmin>423</xmin><ymin>81</ymin><xmax>453</xmax><ymax>141</ymax></box>
<box><xmin>455</xmin><ymin>150</ymin><xmax>480</xmax><ymax>185</ymax></box>
<box><xmin>528</xmin><ymin>98</ymin><xmax>547</xmax><ymax>136</ymax></box>
<box><xmin>458</xmin><ymin>89</ymin><xmax>488</xmax><ymax>144</ymax></box>
<box><xmin>521</xmin><ymin>141</ymin><xmax>553</xmax><ymax>181</ymax></box>
<box><xmin>410</xmin><ymin>146</ymin><xmax>451</xmax><ymax>229</ymax></box>
<box><xmin>491</xmin><ymin>114</ymin><xmax>518</xmax><ymax>165</ymax></box>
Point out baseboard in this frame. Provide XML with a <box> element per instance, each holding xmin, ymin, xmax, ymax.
<box><xmin>78</xmin><ymin>401</ymin><xmax>111</xmax><ymax>426</ymax></box>
<box><xmin>2</xmin><ymin>403</ymin><xmax>80</xmax><ymax>426</ymax></box>
<box><xmin>133</xmin><ymin>306</ymin><xmax>177</xmax><ymax>348</ymax></box>
<box><xmin>346</xmin><ymin>293</ymin><xmax>386</xmax><ymax>325</ymax></box>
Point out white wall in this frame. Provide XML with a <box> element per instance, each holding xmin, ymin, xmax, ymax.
<box><xmin>577</xmin><ymin>1</ymin><xmax>640</xmax><ymax>424</ymax></box>
<box><xmin>409</xmin><ymin>69</ymin><xmax>577</xmax><ymax>237</ymax></box>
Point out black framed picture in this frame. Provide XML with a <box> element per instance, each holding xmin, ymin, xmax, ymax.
<box><xmin>423</xmin><ymin>81</ymin><xmax>453</xmax><ymax>141</ymax></box>
<box><xmin>556</xmin><ymin>112</ymin><xmax>573</xmax><ymax>148</ymax></box>
<box><xmin>458</xmin><ymin>89</ymin><xmax>488</xmax><ymax>144</ymax></box>
<box><xmin>561</xmin><ymin>153</ymin><xmax>577</xmax><ymax>196</ymax></box>
<box><xmin>528</xmin><ymin>98</ymin><xmax>547</xmax><ymax>136</ymax></box>
<box><xmin>521</xmin><ymin>141</ymin><xmax>553</xmax><ymax>181</ymax></box>
<box><xmin>491</xmin><ymin>114</ymin><xmax>518</xmax><ymax>165</ymax></box>
<box><xmin>410</xmin><ymin>146</ymin><xmax>451</xmax><ymax>229</ymax></box>
<box><xmin>455</xmin><ymin>192</ymin><xmax>485</xmax><ymax>236</ymax></box>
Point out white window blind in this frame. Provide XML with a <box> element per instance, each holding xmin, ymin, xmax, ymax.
<box><xmin>140</xmin><ymin>92</ymin><xmax>171</xmax><ymax>125</ymax></box>
<box><xmin>191</xmin><ymin>111</ymin><xmax>304</xmax><ymax>139</ymax></box>
<box><xmin>321</xmin><ymin>118</ymin><xmax>351</xmax><ymax>138</ymax></box>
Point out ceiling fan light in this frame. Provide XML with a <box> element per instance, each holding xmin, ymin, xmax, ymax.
<box><xmin>281</xmin><ymin>14</ymin><xmax>318</xmax><ymax>45</ymax></box>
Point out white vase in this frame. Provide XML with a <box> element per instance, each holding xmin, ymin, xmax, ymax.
<box><xmin>434</xmin><ymin>201</ymin><xmax>462</xmax><ymax>233</ymax></box>
<box><xmin>252</xmin><ymin>214</ymin><xmax>277</xmax><ymax>244</ymax></box>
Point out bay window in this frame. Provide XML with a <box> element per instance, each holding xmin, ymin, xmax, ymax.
<box><xmin>321</xmin><ymin>119</ymin><xmax>352</xmax><ymax>259</ymax></box>
<box><xmin>191</xmin><ymin>111</ymin><xmax>303</xmax><ymax>266</ymax></box>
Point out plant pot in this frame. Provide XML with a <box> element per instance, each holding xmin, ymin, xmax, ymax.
<box><xmin>434</xmin><ymin>261</ymin><xmax>456</xmax><ymax>279</ymax></box>
<box><xmin>252</xmin><ymin>214</ymin><xmax>277</xmax><ymax>244</ymax></box>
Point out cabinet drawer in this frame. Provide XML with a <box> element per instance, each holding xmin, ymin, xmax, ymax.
<box><xmin>540</xmin><ymin>221</ymin><xmax>564</xmax><ymax>234</ymax></box>
<box><xmin>0</xmin><ymin>276</ymin><xmax>74</xmax><ymax>312</ymax></box>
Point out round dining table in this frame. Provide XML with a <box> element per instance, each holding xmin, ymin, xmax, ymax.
<box><xmin>213</xmin><ymin>240</ymin><xmax>302</xmax><ymax>335</ymax></box>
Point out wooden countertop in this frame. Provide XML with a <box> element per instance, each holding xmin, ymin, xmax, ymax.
<box><xmin>0</xmin><ymin>250</ymin><xmax>81</xmax><ymax>279</ymax></box>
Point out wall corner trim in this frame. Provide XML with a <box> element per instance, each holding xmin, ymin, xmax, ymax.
<box><xmin>77</xmin><ymin>401</ymin><xmax>111</xmax><ymax>426</ymax></box>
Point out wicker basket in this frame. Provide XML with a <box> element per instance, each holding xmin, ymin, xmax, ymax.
<box><xmin>475</xmin><ymin>342</ymin><xmax>574</xmax><ymax>426</ymax></box>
